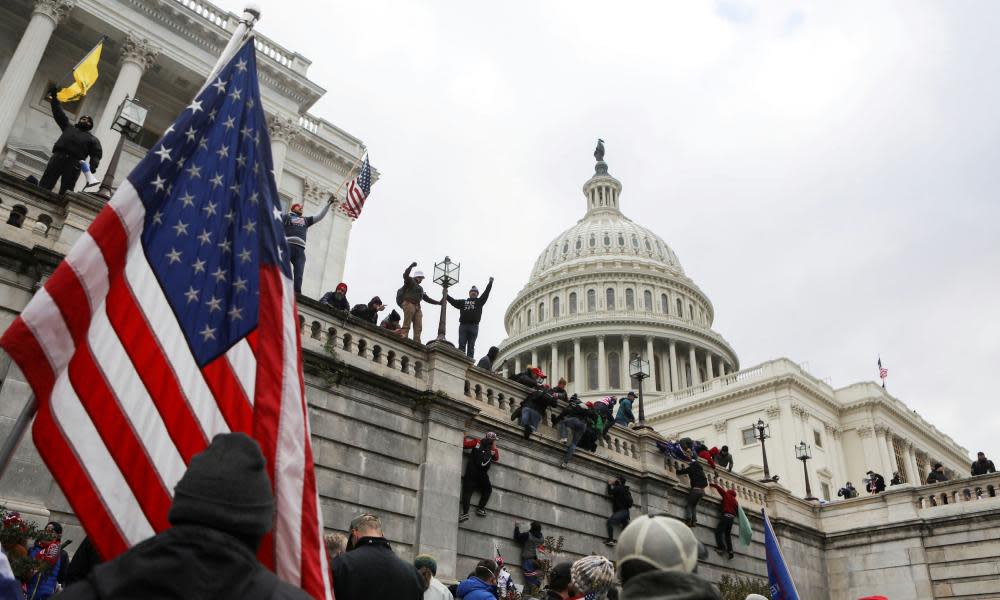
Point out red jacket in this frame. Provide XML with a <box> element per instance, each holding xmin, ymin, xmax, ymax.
<box><xmin>698</xmin><ymin>449</ymin><xmax>716</xmax><ymax>469</ymax></box>
<box><xmin>710</xmin><ymin>483</ymin><xmax>738</xmax><ymax>515</ymax></box>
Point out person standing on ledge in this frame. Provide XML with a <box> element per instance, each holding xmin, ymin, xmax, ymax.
<box><xmin>971</xmin><ymin>452</ymin><xmax>996</xmax><ymax>476</ymax></box>
<box><xmin>40</xmin><ymin>86</ymin><xmax>101</xmax><ymax>195</ymax></box>
<box><xmin>446</xmin><ymin>277</ymin><xmax>493</xmax><ymax>358</ymax></box>
<box><xmin>397</xmin><ymin>262</ymin><xmax>441</xmax><ymax>344</ymax></box>
<box><xmin>866</xmin><ymin>470</ymin><xmax>886</xmax><ymax>494</ymax></box>
<box><xmin>283</xmin><ymin>199</ymin><xmax>332</xmax><ymax>295</ymax></box>
<box><xmin>927</xmin><ymin>463</ymin><xmax>949</xmax><ymax>484</ymax></box>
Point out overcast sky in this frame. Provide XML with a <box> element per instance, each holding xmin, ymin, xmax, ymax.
<box><xmin>215</xmin><ymin>0</ymin><xmax>999</xmax><ymax>459</ymax></box>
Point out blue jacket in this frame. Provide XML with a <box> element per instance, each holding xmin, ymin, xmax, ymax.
<box><xmin>456</xmin><ymin>576</ymin><xmax>498</xmax><ymax>600</ymax></box>
<box><xmin>615</xmin><ymin>398</ymin><xmax>635</xmax><ymax>424</ymax></box>
<box><xmin>28</xmin><ymin>545</ymin><xmax>61</xmax><ymax>599</ymax></box>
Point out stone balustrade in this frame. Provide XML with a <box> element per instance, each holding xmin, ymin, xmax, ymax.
<box><xmin>914</xmin><ymin>472</ymin><xmax>1000</xmax><ymax>509</ymax></box>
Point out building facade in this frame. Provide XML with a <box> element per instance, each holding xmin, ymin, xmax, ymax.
<box><xmin>0</xmin><ymin>0</ymin><xmax>370</xmax><ymax>298</ymax></box>
<box><xmin>498</xmin><ymin>147</ymin><xmax>970</xmax><ymax>499</ymax></box>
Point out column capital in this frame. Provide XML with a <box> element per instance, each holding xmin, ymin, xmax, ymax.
<box><xmin>121</xmin><ymin>34</ymin><xmax>160</xmax><ymax>71</ymax></box>
<box><xmin>302</xmin><ymin>177</ymin><xmax>330</xmax><ymax>204</ymax></box>
<box><xmin>766</xmin><ymin>405</ymin><xmax>781</xmax><ymax>419</ymax></box>
<box><xmin>874</xmin><ymin>424</ymin><xmax>889</xmax><ymax>436</ymax></box>
<box><xmin>856</xmin><ymin>426</ymin><xmax>874</xmax><ymax>439</ymax></box>
<box><xmin>713</xmin><ymin>420</ymin><xmax>728</xmax><ymax>433</ymax></box>
<box><xmin>33</xmin><ymin>0</ymin><xmax>75</xmax><ymax>24</ymax></box>
<box><xmin>268</xmin><ymin>115</ymin><xmax>301</xmax><ymax>144</ymax></box>
<box><xmin>597</xmin><ymin>334</ymin><xmax>605</xmax><ymax>342</ymax></box>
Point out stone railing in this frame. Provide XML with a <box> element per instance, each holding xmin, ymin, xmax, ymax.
<box><xmin>914</xmin><ymin>472</ymin><xmax>1000</xmax><ymax>509</ymax></box>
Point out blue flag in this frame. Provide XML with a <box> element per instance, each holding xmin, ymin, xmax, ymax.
<box><xmin>762</xmin><ymin>508</ymin><xmax>800</xmax><ymax>600</ymax></box>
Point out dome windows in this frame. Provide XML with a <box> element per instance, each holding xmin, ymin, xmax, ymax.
<box><xmin>676</xmin><ymin>298</ymin><xmax>683</xmax><ymax>316</ymax></box>
<box><xmin>631</xmin><ymin>235</ymin><xmax>639</xmax><ymax>249</ymax></box>
<box><xmin>625</xmin><ymin>288</ymin><xmax>635</xmax><ymax>310</ymax></box>
<box><xmin>589</xmin><ymin>234</ymin><xmax>596</xmax><ymax>248</ymax></box>
<box><xmin>539</xmin><ymin>302</ymin><xmax>545</xmax><ymax>322</ymax></box>
<box><xmin>661</xmin><ymin>293</ymin><xmax>669</xmax><ymax>314</ymax></box>
<box><xmin>587</xmin><ymin>289</ymin><xmax>596</xmax><ymax>312</ymax></box>
<box><xmin>644</xmin><ymin>290</ymin><xmax>653</xmax><ymax>312</ymax></box>
<box><xmin>562</xmin><ymin>242</ymin><xmax>569</xmax><ymax>254</ymax></box>
<box><xmin>576</xmin><ymin>237</ymin><xmax>582</xmax><ymax>250</ymax></box>
<box><xmin>527</xmin><ymin>308</ymin><xmax>532</xmax><ymax>326</ymax></box>
<box><xmin>618</xmin><ymin>233</ymin><xmax>625</xmax><ymax>246</ymax></box>
<box><xmin>569</xmin><ymin>292</ymin><xmax>578</xmax><ymax>314</ymax></box>
<box><xmin>552</xmin><ymin>296</ymin><xmax>560</xmax><ymax>318</ymax></box>
<box><xmin>644</xmin><ymin>238</ymin><xmax>652</xmax><ymax>252</ymax></box>
<box><xmin>606</xmin><ymin>288</ymin><xmax>615</xmax><ymax>310</ymax></box>
<box><xmin>604</xmin><ymin>233</ymin><xmax>611</xmax><ymax>247</ymax></box>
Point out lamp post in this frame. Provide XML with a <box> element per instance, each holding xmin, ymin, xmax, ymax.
<box><xmin>432</xmin><ymin>256</ymin><xmax>460</xmax><ymax>344</ymax></box>
<box><xmin>97</xmin><ymin>95</ymin><xmax>148</xmax><ymax>199</ymax></box>
<box><xmin>795</xmin><ymin>440</ymin><xmax>817</xmax><ymax>500</ymax></box>
<box><xmin>753</xmin><ymin>418</ymin><xmax>776</xmax><ymax>482</ymax></box>
<box><xmin>629</xmin><ymin>355</ymin><xmax>652</xmax><ymax>430</ymax></box>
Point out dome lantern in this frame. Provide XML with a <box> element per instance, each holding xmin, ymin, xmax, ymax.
<box><xmin>584</xmin><ymin>138</ymin><xmax>623</xmax><ymax>216</ymax></box>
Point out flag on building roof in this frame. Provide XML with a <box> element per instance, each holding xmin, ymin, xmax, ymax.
<box><xmin>0</xmin><ymin>39</ymin><xmax>331</xmax><ymax>599</ymax></box>
<box><xmin>339</xmin><ymin>154</ymin><xmax>371</xmax><ymax>219</ymax></box>
<box><xmin>878</xmin><ymin>356</ymin><xmax>888</xmax><ymax>388</ymax></box>
<box><xmin>762</xmin><ymin>508</ymin><xmax>800</xmax><ymax>600</ymax></box>
<box><xmin>56</xmin><ymin>38</ymin><xmax>103</xmax><ymax>103</ymax></box>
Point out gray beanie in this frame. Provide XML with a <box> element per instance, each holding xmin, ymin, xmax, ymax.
<box><xmin>168</xmin><ymin>433</ymin><xmax>275</xmax><ymax>541</ymax></box>
<box><xmin>617</xmin><ymin>515</ymin><xmax>701</xmax><ymax>575</ymax></box>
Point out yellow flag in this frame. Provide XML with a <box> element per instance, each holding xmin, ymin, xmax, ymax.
<box><xmin>56</xmin><ymin>40</ymin><xmax>103</xmax><ymax>103</ymax></box>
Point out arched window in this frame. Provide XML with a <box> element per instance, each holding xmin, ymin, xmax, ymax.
<box><xmin>606</xmin><ymin>288</ymin><xmax>615</xmax><ymax>310</ymax></box>
<box><xmin>625</xmin><ymin>288</ymin><xmax>635</xmax><ymax>310</ymax></box>
<box><xmin>527</xmin><ymin>308</ymin><xmax>532</xmax><ymax>326</ymax></box>
<box><xmin>608</xmin><ymin>352</ymin><xmax>621</xmax><ymax>389</ymax></box>
<box><xmin>654</xmin><ymin>354</ymin><xmax>663</xmax><ymax>391</ymax></box>
<box><xmin>562</xmin><ymin>241</ymin><xmax>569</xmax><ymax>254</ymax></box>
<box><xmin>644</xmin><ymin>239</ymin><xmax>652</xmax><ymax>251</ymax></box>
<box><xmin>569</xmin><ymin>292</ymin><xmax>578</xmax><ymax>314</ymax></box>
<box><xmin>566</xmin><ymin>356</ymin><xmax>575</xmax><ymax>383</ymax></box>
<box><xmin>575</xmin><ymin>237</ymin><xmax>582</xmax><ymax>250</ymax></box>
<box><xmin>603</xmin><ymin>233</ymin><xmax>611</xmax><ymax>246</ymax></box>
<box><xmin>587</xmin><ymin>289</ymin><xmax>596</xmax><ymax>312</ymax></box>
<box><xmin>618</xmin><ymin>233</ymin><xmax>625</xmax><ymax>246</ymax></box>
<box><xmin>34</xmin><ymin>214</ymin><xmax>53</xmax><ymax>237</ymax></box>
<box><xmin>644</xmin><ymin>290</ymin><xmax>653</xmax><ymax>312</ymax></box>
<box><xmin>553</xmin><ymin>296</ymin><xmax>560</xmax><ymax>318</ymax></box>
<box><xmin>586</xmin><ymin>353</ymin><xmax>599</xmax><ymax>390</ymax></box>
<box><xmin>538</xmin><ymin>302</ymin><xmax>545</xmax><ymax>322</ymax></box>
<box><xmin>688</xmin><ymin>303</ymin><xmax>694</xmax><ymax>319</ymax></box>
<box><xmin>676</xmin><ymin>298</ymin><xmax>683</xmax><ymax>316</ymax></box>
<box><xmin>7</xmin><ymin>205</ymin><xmax>27</xmax><ymax>228</ymax></box>
<box><xmin>631</xmin><ymin>235</ymin><xmax>639</xmax><ymax>249</ymax></box>
<box><xmin>517</xmin><ymin>315</ymin><xmax>522</xmax><ymax>331</ymax></box>
<box><xmin>589</xmin><ymin>234</ymin><xmax>596</xmax><ymax>248</ymax></box>
<box><xmin>661</xmin><ymin>293</ymin><xmax>669</xmax><ymax>314</ymax></box>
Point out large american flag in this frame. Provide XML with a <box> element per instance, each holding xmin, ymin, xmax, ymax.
<box><xmin>339</xmin><ymin>155</ymin><xmax>371</xmax><ymax>220</ymax></box>
<box><xmin>0</xmin><ymin>40</ymin><xmax>331</xmax><ymax>599</ymax></box>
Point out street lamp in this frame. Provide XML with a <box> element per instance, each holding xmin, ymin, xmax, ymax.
<box><xmin>97</xmin><ymin>95</ymin><xmax>148</xmax><ymax>199</ymax></box>
<box><xmin>629</xmin><ymin>355</ymin><xmax>652</xmax><ymax>430</ymax></box>
<box><xmin>752</xmin><ymin>418</ymin><xmax>777</xmax><ymax>482</ymax></box>
<box><xmin>795</xmin><ymin>440</ymin><xmax>817</xmax><ymax>501</ymax></box>
<box><xmin>432</xmin><ymin>256</ymin><xmax>460</xmax><ymax>344</ymax></box>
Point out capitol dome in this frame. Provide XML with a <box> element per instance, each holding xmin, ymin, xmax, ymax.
<box><xmin>498</xmin><ymin>144</ymin><xmax>738</xmax><ymax>405</ymax></box>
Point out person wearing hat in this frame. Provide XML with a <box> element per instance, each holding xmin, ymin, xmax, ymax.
<box><xmin>380</xmin><ymin>309</ymin><xmax>405</xmax><ymax>335</ymax></box>
<box><xmin>571</xmin><ymin>555</ymin><xmax>616</xmax><ymax>600</ymax></box>
<box><xmin>604</xmin><ymin>476</ymin><xmax>634</xmax><ymax>546</ymax></box>
<box><xmin>414</xmin><ymin>554</ymin><xmax>452</xmax><ymax>600</ymax></box>
<box><xmin>927</xmin><ymin>462</ymin><xmax>949</xmax><ymax>484</ymax></box>
<box><xmin>544</xmin><ymin>561</ymin><xmax>577</xmax><ymax>600</ymax></box>
<box><xmin>40</xmin><ymin>86</ymin><xmax>102</xmax><ymax>195</ymax></box>
<box><xmin>446</xmin><ymin>276</ymin><xmax>494</xmax><ymax>359</ymax></box>
<box><xmin>460</xmin><ymin>432</ymin><xmax>500</xmax><ymax>521</ymax></box>
<box><xmin>58</xmin><ymin>433</ymin><xmax>312</xmax><ymax>600</ymax></box>
<box><xmin>27</xmin><ymin>521</ymin><xmax>65</xmax><ymax>600</ymax></box>
<box><xmin>283</xmin><ymin>198</ymin><xmax>333</xmax><ymax>294</ymax></box>
<box><xmin>513</xmin><ymin>521</ymin><xmax>545</xmax><ymax>593</ymax></box>
<box><xmin>476</xmin><ymin>346</ymin><xmax>500</xmax><ymax>372</ymax></box>
<box><xmin>708</xmin><ymin>482</ymin><xmax>739</xmax><ymax>560</ymax></box>
<box><xmin>397</xmin><ymin>262</ymin><xmax>442</xmax><ymax>344</ymax></box>
<box><xmin>350</xmin><ymin>296</ymin><xmax>386</xmax><ymax>324</ymax></box>
<box><xmin>616</xmin><ymin>515</ymin><xmax>720</xmax><ymax>600</ymax></box>
<box><xmin>615</xmin><ymin>392</ymin><xmax>637</xmax><ymax>427</ymax></box>
<box><xmin>320</xmin><ymin>282</ymin><xmax>351</xmax><ymax>311</ymax></box>
<box><xmin>455</xmin><ymin>559</ymin><xmax>500</xmax><ymax>600</ymax></box>
<box><xmin>521</xmin><ymin>370</ymin><xmax>557</xmax><ymax>440</ymax></box>
<box><xmin>333</xmin><ymin>512</ymin><xmax>424</xmax><ymax>600</ymax></box>
<box><xmin>865</xmin><ymin>470</ymin><xmax>886</xmax><ymax>494</ymax></box>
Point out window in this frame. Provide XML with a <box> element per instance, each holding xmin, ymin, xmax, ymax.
<box><xmin>7</xmin><ymin>205</ymin><xmax>27</xmax><ymax>228</ymax></box>
<box><xmin>587</xmin><ymin>289</ymin><xmax>596</xmax><ymax>312</ymax></box>
<box><xmin>742</xmin><ymin>428</ymin><xmax>757</xmax><ymax>446</ymax></box>
<box><xmin>688</xmin><ymin>303</ymin><xmax>694</xmax><ymax>319</ymax></box>
<box><xmin>661</xmin><ymin>294</ymin><xmax>669</xmax><ymax>314</ymax></box>
<box><xmin>604</xmin><ymin>234</ymin><xmax>611</xmax><ymax>246</ymax></box>
<box><xmin>814</xmin><ymin>429</ymin><xmax>823</xmax><ymax>448</ymax></box>
<box><xmin>625</xmin><ymin>288</ymin><xmax>635</xmax><ymax>310</ymax></box>
<box><xmin>517</xmin><ymin>315</ymin><xmax>522</xmax><ymax>331</ymax></box>
<box><xmin>566</xmin><ymin>356</ymin><xmax>575</xmax><ymax>383</ymax></box>
<box><xmin>538</xmin><ymin>302</ymin><xmax>545</xmax><ymax>322</ymax></box>
<box><xmin>643</xmin><ymin>290</ymin><xmax>653</xmax><ymax>312</ymax></box>
<box><xmin>569</xmin><ymin>292</ymin><xmax>577</xmax><ymax>314</ymax></box>
<box><xmin>676</xmin><ymin>298</ymin><xmax>683</xmax><ymax>316</ymax></box>
<box><xmin>586</xmin><ymin>353</ymin><xmax>599</xmax><ymax>390</ymax></box>
<box><xmin>589</xmin><ymin>234</ymin><xmax>596</xmax><ymax>248</ymax></box>
<box><xmin>608</xmin><ymin>352</ymin><xmax>621</xmax><ymax>389</ymax></box>
<box><xmin>606</xmin><ymin>288</ymin><xmax>615</xmax><ymax>310</ymax></box>
<box><xmin>684</xmin><ymin>362</ymin><xmax>692</xmax><ymax>387</ymax></box>
<box><xmin>618</xmin><ymin>233</ymin><xmax>625</xmax><ymax>246</ymax></box>
<box><xmin>527</xmin><ymin>309</ymin><xmax>532</xmax><ymax>326</ymax></box>
<box><xmin>821</xmin><ymin>482</ymin><xmax>831</xmax><ymax>501</ymax></box>
<box><xmin>552</xmin><ymin>296</ymin><xmax>560</xmax><ymax>318</ymax></box>
<box><xmin>631</xmin><ymin>235</ymin><xmax>639</xmax><ymax>248</ymax></box>
<box><xmin>575</xmin><ymin>237</ymin><xmax>582</xmax><ymax>250</ymax></box>
<box><xmin>654</xmin><ymin>354</ymin><xmax>663</xmax><ymax>391</ymax></box>
<box><xmin>562</xmin><ymin>242</ymin><xmax>569</xmax><ymax>254</ymax></box>
<box><xmin>644</xmin><ymin>239</ymin><xmax>652</xmax><ymax>251</ymax></box>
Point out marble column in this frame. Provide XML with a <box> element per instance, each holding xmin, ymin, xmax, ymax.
<box><xmin>597</xmin><ymin>335</ymin><xmax>607</xmax><ymax>390</ymax></box>
<box><xmin>0</xmin><ymin>0</ymin><xmax>76</xmax><ymax>152</ymax></box>
<box><xmin>645</xmin><ymin>337</ymin><xmax>656</xmax><ymax>388</ymax></box>
<box><xmin>268</xmin><ymin>115</ymin><xmax>300</xmax><ymax>188</ymax></box>
<box><xmin>622</xmin><ymin>335</ymin><xmax>631</xmax><ymax>377</ymax></box>
<box><xmin>884</xmin><ymin>430</ymin><xmax>898</xmax><ymax>477</ymax></box>
<box><xmin>530</xmin><ymin>349</ymin><xmax>538</xmax><ymax>369</ymax></box>
<box><xmin>905</xmin><ymin>441</ymin><xmax>920</xmax><ymax>484</ymax></box>
<box><xmin>514</xmin><ymin>356</ymin><xmax>522</xmax><ymax>374</ymax></box>
<box><xmin>857</xmin><ymin>426</ymin><xmax>880</xmax><ymax>475</ymax></box>
<box><xmin>91</xmin><ymin>34</ymin><xmax>159</xmax><ymax>184</ymax></box>
<box><xmin>573</xmin><ymin>339</ymin><xmax>582</xmax><ymax>394</ymax></box>
<box><xmin>668</xmin><ymin>340</ymin><xmax>679</xmax><ymax>391</ymax></box>
<box><xmin>550</xmin><ymin>343</ymin><xmax>559</xmax><ymax>383</ymax></box>
<box><xmin>705</xmin><ymin>352</ymin><xmax>714</xmax><ymax>380</ymax></box>
<box><xmin>874</xmin><ymin>426</ymin><xmax>894</xmax><ymax>476</ymax></box>
<box><xmin>688</xmin><ymin>345</ymin><xmax>701</xmax><ymax>385</ymax></box>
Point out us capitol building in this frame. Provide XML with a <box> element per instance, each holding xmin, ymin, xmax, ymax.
<box><xmin>497</xmin><ymin>144</ymin><xmax>970</xmax><ymax>500</ymax></box>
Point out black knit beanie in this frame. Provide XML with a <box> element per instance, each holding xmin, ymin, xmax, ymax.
<box><xmin>168</xmin><ymin>433</ymin><xmax>275</xmax><ymax>542</ymax></box>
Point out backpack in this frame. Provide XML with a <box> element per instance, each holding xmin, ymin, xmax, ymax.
<box><xmin>395</xmin><ymin>286</ymin><xmax>405</xmax><ymax>308</ymax></box>
<box><xmin>623</xmin><ymin>487</ymin><xmax>635</xmax><ymax>508</ymax></box>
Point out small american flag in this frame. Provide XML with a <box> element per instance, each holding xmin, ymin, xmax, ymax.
<box><xmin>0</xmin><ymin>39</ymin><xmax>330</xmax><ymax>599</ymax></box>
<box><xmin>878</xmin><ymin>356</ymin><xmax>888</xmax><ymax>387</ymax></box>
<box><xmin>340</xmin><ymin>154</ymin><xmax>372</xmax><ymax>219</ymax></box>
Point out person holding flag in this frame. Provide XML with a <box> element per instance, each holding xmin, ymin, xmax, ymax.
<box><xmin>55</xmin><ymin>38</ymin><xmax>104</xmax><ymax>103</ymax></box>
<box><xmin>38</xmin><ymin>85</ymin><xmax>101</xmax><ymax>194</ymax></box>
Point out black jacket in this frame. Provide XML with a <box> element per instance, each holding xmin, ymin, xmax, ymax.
<box><xmin>446</xmin><ymin>279</ymin><xmax>493</xmax><ymax>324</ymax></box>
<box><xmin>716</xmin><ymin>451</ymin><xmax>734</xmax><ymax>472</ymax></box>
<box><xmin>867</xmin><ymin>473</ymin><xmax>886</xmax><ymax>493</ymax></box>
<box><xmin>972</xmin><ymin>459</ymin><xmax>996</xmax><ymax>476</ymax></box>
<box><xmin>65</xmin><ymin>537</ymin><xmax>102</xmax><ymax>585</ymax></box>
<box><xmin>526</xmin><ymin>388</ymin><xmax>558</xmax><ymax>415</ymax></box>
<box><xmin>320</xmin><ymin>291</ymin><xmax>350</xmax><ymax>311</ymax></box>
<box><xmin>57</xmin><ymin>525</ymin><xmax>310</xmax><ymax>600</ymax></box>
<box><xmin>350</xmin><ymin>303</ymin><xmax>379</xmax><ymax>324</ymax></box>
<box><xmin>49</xmin><ymin>98</ymin><xmax>102</xmax><ymax>170</ymax></box>
<box><xmin>332</xmin><ymin>536</ymin><xmax>423</xmax><ymax>600</ymax></box>
<box><xmin>927</xmin><ymin>470</ymin><xmax>949</xmax><ymax>484</ymax></box>
<box><xmin>677</xmin><ymin>461</ymin><xmax>708</xmax><ymax>489</ymax></box>
<box><xmin>608</xmin><ymin>481</ymin><xmax>633</xmax><ymax>512</ymax></box>
<box><xmin>621</xmin><ymin>570</ymin><xmax>721</xmax><ymax>600</ymax></box>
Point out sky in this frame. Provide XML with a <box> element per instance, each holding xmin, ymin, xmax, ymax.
<box><xmin>214</xmin><ymin>0</ymin><xmax>1000</xmax><ymax>459</ymax></box>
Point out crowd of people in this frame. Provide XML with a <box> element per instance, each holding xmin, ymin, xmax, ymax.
<box><xmin>834</xmin><ymin>451</ymin><xmax>995</xmax><ymax>501</ymax></box>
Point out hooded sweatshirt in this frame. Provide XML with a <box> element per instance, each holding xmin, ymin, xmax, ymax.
<box><xmin>456</xmin><ymin>576</ymin><xmax>498</xmax><ymax>600</ymax></box>
<box><xmin>620</xmin><ymin>570</ymin><xmax>721</xmax><ymax>600</ymax></box>
<box><xmin>48</xmin><ymin>96</ymin><xmax>102</xmax><ymax>170</ymax></box>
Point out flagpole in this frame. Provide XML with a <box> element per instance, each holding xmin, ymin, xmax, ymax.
<box><xmin>331</xmin><ymin>150</ymin><xmax>367</xmax><ymax>203</ymax></box>
<box><xmin>57</xmin><ymin>37</ymin><xmax>105</xmax><ymax>90</ymax></box>
<box><xmin>0</xmin><ymin>394</ymin><xmax>36</xmax><ymax>479</ymax></box>
<box><xmin>200</xmin><ymin>4</ymin><xmax>260</xmax><ymax>95</ymax></box>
